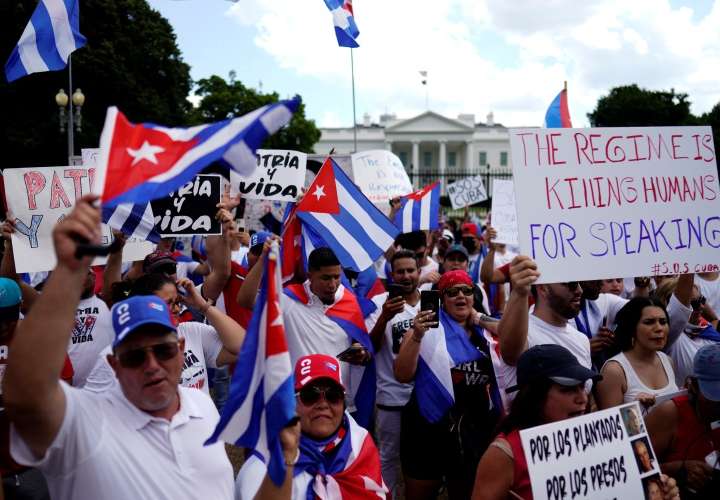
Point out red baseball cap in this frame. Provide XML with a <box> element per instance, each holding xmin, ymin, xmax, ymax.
<box><xmin>461</xmin><ymin>222</ymin><xmax>478</xmax><ymax>236</ymax></box>
<box><xmin>294</xmin><ymin>354</ymin><xmax>344</xmax><ymax>390</ymax></box>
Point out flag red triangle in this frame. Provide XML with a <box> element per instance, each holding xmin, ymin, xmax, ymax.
<box><xmin>296</xmin><ymin>158</ymin><xmax>340</xmax><ymax>214</ymax></box>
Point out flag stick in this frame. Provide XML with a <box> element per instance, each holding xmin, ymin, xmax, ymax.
<box><xmin>350</xmin><ymin>48</ymin><xmax>358</xmax><ymax>153</ymax></box>
<box><xmin>67</xmin><ymin>54</ymin><xmax>75</xmax><ymax>164</ymax></box>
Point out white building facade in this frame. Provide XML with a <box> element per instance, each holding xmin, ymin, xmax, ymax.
<box><xmin>314</xmin><ymin>111</ymin><xmax>515</xmax><ymax>189</ymax></box>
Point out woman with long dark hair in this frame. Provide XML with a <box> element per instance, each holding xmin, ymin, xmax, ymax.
<box><xmin>596</xmin><ymin>297</ymin><xmax>679</xmax><ymax>411</ymax></box>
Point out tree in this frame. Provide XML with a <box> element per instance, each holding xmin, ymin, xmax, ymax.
<box><xmin>0</xmin><ymin>0</ymin><xmax>192</xmax><ymax>168</ymax></box>
<box><xmin>699</xmin><ymin>103</ymin><xmax>720</xmax><ymax>157</ymax></box>
<box><xmin>588</xmin><ymin>84</ymin><xmax>695</xmax><ymax>127</ymax></box>
<box><xmin>189</xmin><ymin>73</ymin><xmax>321</xmax><ymax>153</ymax></box>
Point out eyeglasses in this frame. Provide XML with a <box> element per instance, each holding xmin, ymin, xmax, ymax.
<box><xmin>296</xmin><ymin>385</ymin><xmax>345</xmax><ymax>406</ymax></box>
<box><xmin>561</xmin><ymin>282</ymin><xmax>581</xmax><ymax>291</ymax></box>
<box><xmin>116</xmin><ymin>341</ymin><xmax>180</xmax><ymax>369</ymax></box>
<box><xmin>444</xmin><ymin>286</ymin><xmax>474</xmax><ymax>297</ymax></box>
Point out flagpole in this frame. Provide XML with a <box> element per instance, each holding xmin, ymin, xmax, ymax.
<box><xmin>67</xmin><ymin>54</ymin><xmax>75</xmax><ymax>164</ymax></box>
<box><xmin>350</xmin><ymin>48</ymin><xmax>358</xmax><ymax>153</ymax></box>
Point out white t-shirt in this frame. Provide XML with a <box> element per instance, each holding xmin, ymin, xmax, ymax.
<box><xmin>483</xmin><ymin>329</ymin><xmax>515</xmax><ymax>412</ymax></box>
<box><xmin>83</xmin><ymin>322</ymin><xmax>223</xmax><ymax>395</ymax></box>
<box><xmin>366</xmin><ymin>292</ymin><xmax>416</xmax><ymax>406</ymax></box>
<box><xmin>669</xmin><ymin>333</ymin><xmax>717</xmax><ymax>387</ymax></box>
<box><xmin>603</xmin><ymin>351</ymin><xmax>679</xmax><ymax>409</ymax></box>
<box><xmin>695</xmin><ymin>275</ymin><xmax>720</xmax><ymax>315</ymax></box>
<box><xmin>68</xmin><ymin>295</ymin><xmax>113</xmax><ymax>388</ymax></box>
<box><xmin>571</xmin><ymin>293</ymin><xmax>628</xmax><ymax>338</ymax></box>
<box><xmin>419</xmin><ymin>258</ymin><xmax>439</xmax><ymax>280</ymax></box>
<box><xmin>529</xmin><ymin>314</ymin><xmax>592</xmax><ymax>369</ymax></box>
<box><xmin>11</xmin><ymin>383</ymin><xmax>233</xmax><ymax>500</ymax></box>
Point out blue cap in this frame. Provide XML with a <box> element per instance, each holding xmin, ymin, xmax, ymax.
<box><xmin>111</xmin><ymin>295</ymin><xmax>177</xmax><ymax>348</ymax></box>
<box><xmin>250</xmin><ymin>231</ymin><xmax>272</xmax><ymax>250</ymax></box>
<box><xmin>445</xmin><ymin>244</ymin><xmax>469</xmax><ymax>260</ymax></box>
<box><xmin>0</xmin><ymin>278</ymin><xmax>21</xmax><ymax>308</ymax></box>
<box><xmin>693</xmin><ymin>344</ymin><xmax>720</xmax><ymax>402</ymax></box>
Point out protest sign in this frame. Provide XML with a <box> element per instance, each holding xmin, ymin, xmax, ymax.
<box><xmin>151</xmin><ymin>174</ymin><xmax>221</xmax><ymax>236</ymax></box>
<box><xmin>351</xmin><ymin>150</ymin><xmax>413</xmax><ymax>208</ymax></box>
<box><xmin>230</xmin><ymin>149</ymin><xmax>306</xmax><ymax>202</ymax></box>
<box><xmin>491</xmin><ymin>179</ymin><xmax>519</xmax><ymax>245</ymax></box>
<box><xmin>521</xmin><ymin>402</ymin><xmax>661</xmax><ymax>500</ymax></box>
<box><xmin>3</xmin><ymin>166</ymin><xmax>154</xmax><ymax>273</ymax></box>
<box><xmin>509</xmin><ymin>126</ymin><xmax>720</xmax><ymax>283</ymax></box>
<box><xmin>446</xmin><ymin>175</ymin><xmax>488</xmax><ymax>210</ymax></box>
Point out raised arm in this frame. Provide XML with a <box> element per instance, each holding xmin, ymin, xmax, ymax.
<box><xmin>394</xmin><ymin>309</ymin><xmax>434</xmax><ymax>383</ymax></box>
<box><xmin>101</xmin><ymin>231</ymin><xmax>126</xmax><ymax>304</ymax></box>
<box><xmin>199</xmin><ymin>209</ymin><xmax>235</xmax><ymax>302</ymax></box>
<box><xmin>3</xmin><ymin>194</ymin><xmax>101</xmax><ymax>458</ymax></box>
<box><xmin>497</xmin><ymin>256</ymin><xmax>539</xmax><ymax>365</ymax></box>
<box><xmin>236</xmin><ymin>238</ymin><xmax>276</xmax><ymax>309</ymax></box>
<box><xmin>665</xmin><ymin>273</ymin><xmax>693</xmax><ymax>350</ymax></box>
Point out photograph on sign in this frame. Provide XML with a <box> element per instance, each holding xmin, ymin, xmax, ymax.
<box><xmin>520</xmin><ymin>402</ymin><xmax>661</xmax><ymax>500</ymax></box>
<box><xmin>510</xmin><ymin>126</ymin><xmax>720</xmax><ymax>283</ymax></box>
<box><xmin>151</xmin><ymin>174</ymin><xmax>222</xmax><ymax>237</ymax></box>
<box><xmin>3</xmin><ymin>166</ymin><xmax>153</xmax><ymax>273</ymax></box>
<box><xmin>351</xmin><ymin>150</ymin><xmax>413</xmax><ymax>208</ymax></box>
<box><xmin>230</xmin><ymin>149</ymin><xmax>306</xmax><ymax>202</ymax></box>
<box><xmin>490</xmin><ymin>179</ymin><xmax>519</xmax><ymax>245</ymax></box>
<box><xmin>446</xmin><ymin>175</ymin><xmax>488</xmax><ymax>210</ymax></box>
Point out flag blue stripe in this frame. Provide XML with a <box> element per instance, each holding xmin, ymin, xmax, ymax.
<box><xmin>32</xmin><ymin>2</ymin><xmax>69</xmax><ymax>71</ymax></box>
<box><xmin>119</xmin><ymin>203</ymin><xmax>146</xmax><ymax>236</ymax></box>
<box><xmin>411</xmin><ymin>198</ymin><xmax>422</xmax><ymax>232</ymax></box>
<box><xmin>441</xmin><ymin>309</ymin><xmax>483</xmax><ymax>364</ymax></box>
<box><xmin>350</xmin><ymin>360</ymin><xmax>376</xmax><ymax>429</ymax></box>
<box><xmin>429</xmin><ymin>187</ymin><xmax>440</xmax><ymax>229</ymax></box>
<box><xmin>414</xmin><ymin>357</ymin><xmax>454</xmax><ymax>422</ymax></box>
<box><xmin>265</xmin><ymin>375</ymin><xmax>296</xmax><ymax>484</ymax></box>
<box><xmin>334</xmin><ymin>165</ymin><xmax>398</xmax><ymax>236</ymax></box>
<box><xmin>335</xmin><ymin>27</ymin><xmax>359</xmax><ymax>48</ymax></box>
<box><xmin>298</xmin><ymin>212</ymin><xmax>375</xmax><ymax>272</ymax></box>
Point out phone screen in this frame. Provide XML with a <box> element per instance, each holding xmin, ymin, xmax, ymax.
<box><xmin>420</xmin><ymin>290</ymin><xmax>440</xmax><ymax>325</ymax></box>
<box><xmin>387</xmin><ymin>284</ymin><xmax>405</xmax><ymax>299</ymax></box>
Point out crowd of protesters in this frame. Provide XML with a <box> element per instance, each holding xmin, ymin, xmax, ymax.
<box><xmin>0</xmin><ymin>186</ymin><xmax>717</xmax><ymax>500</ymax></box>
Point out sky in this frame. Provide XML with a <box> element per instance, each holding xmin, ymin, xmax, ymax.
<box><xmin>146</xmin><ymin>0</ymin><xmax>720</xmax><ymax>128</ymax></box>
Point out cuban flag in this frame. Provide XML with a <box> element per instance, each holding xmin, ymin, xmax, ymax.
<box><xmin>101</xmin><ymin>202</ymin><xmax>161</xmax><ymax>243</ymax></box>
<box><xmin>205</xmin><ymin>241</ymin><xmax>295</xmax><ymax>486</ymax></box>
<box><xmin>392</xmin><ymin>182</ymin><xmax>440</xmax><ymax>234</ymax></box>
<box><xmin>414</xmin><ymin>310</ymin><xmax>494</xmax><ymax>422</ymax></box>
<box><xmin>5</xmin><ymin>0</ymin><xmax>86</xmax><ymax>83</ymax></box>
<box><xmin>95</xmin><ymin>97</ymin><xmax>300</xmax><ymax>208</ymax></box>
<box><xmin>289</xmin><ymin>158</ymin><xmax>398</xmax><ymax>274</ymax></box>
<box><xmin>544</xmin><ymin>86</ymin><xmax>573</xmax><ymax>128</ymax></box>
<box><xmin>324</xmin><ymin>0</ymin><xmax>360</xmax><ymax>48</ymax></box>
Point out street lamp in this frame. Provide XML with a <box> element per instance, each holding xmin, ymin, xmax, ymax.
<box><xmin>55</xmin><ymin>87</ymin><xmax>85</xmax><ymax>163</ymax></box>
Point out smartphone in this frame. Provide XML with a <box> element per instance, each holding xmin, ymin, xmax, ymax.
<box><xmin>337</xmin><ymin>344</ymin><xmax>365</xmax><ymax>361</ymax></box>
<box><xmin>236</xmin><ymin>218</ymin><xmax>246</xmax><ymax>233</ymax></box>
<box><xmin>420</xmin><ymin>290</ymin><xmax>440</xmax><ymax>326</ymax></box>
<box><xmin>387</xmin><ymin>283</ymin><xmax>405</xmax><ymax>299</ymax></box>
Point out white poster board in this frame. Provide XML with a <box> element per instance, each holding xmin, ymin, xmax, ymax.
<box><xmin>351</xmin><ymin>150</ymin><xmax>413</xmax><ymax>208</ymax></box>
<box><xmin>521</xmin><ymin>402</ymin><xmax>662</xmax><ymax>500</ymax></box>
<box><xmin>446</xmin><ymin>175</ymin><xmax>488</xmax><ymax>209</ymax></box>
<box><xmin>510</xmin><ymin>126</ymin><xmax>720</xmax><ymax>283</ymax></box>
<box><xmin>3</xmin><ymin>166</ymin><xmax>154</xmax><ymax>273</ymax></box>
<box><xmin>491</xmin><ymin>179</ymin><xmax>519</xmax><ymax>245</ymax></box>
<box><xmin>230</xmin><ymin>149</ymin><xmax>306</xmax><ymax>202</ymax></box>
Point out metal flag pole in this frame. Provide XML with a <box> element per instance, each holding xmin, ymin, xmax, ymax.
<box><xmin>350</xmin><ymin>48</ymin><xmax>358</xmax><ymax>153</ymax></box>
<box><xmin>67</xmin><ymin>54</ymin><xmax>75</xmax><ymax>164</ymax></box>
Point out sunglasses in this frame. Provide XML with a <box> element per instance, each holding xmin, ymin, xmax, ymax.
<box><xmin>116</xmin><ymin>341</ymin><xmax>180</xmax><ymax>369</ymax></box>
<box><xmin>444</xmin><ymin>286</ymin><xmax>474</xmax><ymax>298</ymax></box>
<box><xmin>296</xmin><ymin>385</ymin><xmax>345</xmax><ymax>406</ymax></box>
<box><xmin>561</xmin><ymin>281</ymin><xmax>581</xmax><ymax>291</ymax></box>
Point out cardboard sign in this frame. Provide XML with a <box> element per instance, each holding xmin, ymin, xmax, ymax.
<box><xmin>3</xmin><ymin>166</ymin><xmax>154</xmax><ymax>273</ymax></box>
<box><xmin>521</xmin><ymin>402</ymin><xmax>662</xmax><ymax>500</ymax></box>
<box><xmin>491</xmin><ymin>179</ymin><xmax>519</xmax><ymax>245</ymax></box>
<box><xmin>351</xmin><ymin>150</ymin><xmax>413</xmax><ymax>207</ymax></box>
<box><xmin>446</xmin><ymin>175</ymin><xmax>488</xmax><ymax>210</ymax></box>
<box><xmin>230</xmin><ymin>149</ymin><xmax>306</xmax><ymax>202</ymax></box>
<box><xmin>510</xmin><ymin>126</ymin><xmax>720</xmax><ymax>283</ymax></box>
<box><xmin>151</xmin><ymin>175</ymin><xmax>221</xmax><ymax>236</ymax></box>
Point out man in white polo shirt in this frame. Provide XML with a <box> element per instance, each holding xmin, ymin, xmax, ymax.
<box><xmin>3</xmin><ymin>195</ymin><xmax>235</xmax><ymax>500</ymax></box>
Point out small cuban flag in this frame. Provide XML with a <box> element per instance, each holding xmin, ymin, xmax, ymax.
<box><xmin>324</xmin><ymin>0</ymin><xmax>360</xmax><ymax>48</ymax></box>
<box><xmin>393</xmin><ymin>182</ymin><xmax>441</xmax><ymax>234</ymax></box>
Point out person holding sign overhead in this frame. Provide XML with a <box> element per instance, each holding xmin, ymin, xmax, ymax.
<box><xmin>472</xmin><ymin>344</ymin><xmax>679</xmax><ymax>500</ymax></box>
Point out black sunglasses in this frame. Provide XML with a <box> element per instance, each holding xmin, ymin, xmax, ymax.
<box><xmin>296</xmin><ymin>385</ymin><xmax>345</xmax><ymax>406</ymax></box>
<box><xmin>117</xmin><ymin>341</ymin><xmax>180</xmax><ymax>369</ymax></box>
<box><xmin>561</xmin><ymin>281</ymin><xmax>581</xmax><ymax>291</ymax></box>
<box><xmin>444</xmin><ymin>286</ymin><xmax>474</xmax><ymax>298</ymax></box>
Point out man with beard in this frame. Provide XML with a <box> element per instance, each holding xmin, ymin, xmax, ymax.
<box><xmin>365</xmin><ymin>249</ymin><xmax>421</xmax><ymax>497</ymax></box>
<box><xmin>573</xmin><ymin>279</ymin><xmax>627</xmax><ymax>366</ymax></box>
<box><xmin>497</xmin><ymin>256</ymin><xmax>591</xmax><ymax>371</ymax></box>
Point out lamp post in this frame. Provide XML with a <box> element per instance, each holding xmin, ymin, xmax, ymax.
<box><xmin>55</xmin><ymin>86</ymin><xmax>85</xmax><ymax>164</ymax></box>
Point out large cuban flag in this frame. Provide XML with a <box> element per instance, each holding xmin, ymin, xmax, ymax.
<box><xmin>5</xmin><ymin>0</ymin><xmax>86</xmax><ymax>82</ymax></box>
<box><xmin>392</xmin><ymin>182</ymin><xmax>440</xmax><ymax>234</ymax></box>
<box><xmin>95</xmin><ymin>98</ymin><xmax>300</xmax><ymax>208</ymax></box>
<box><xmin>324</xmin><ymin>0</ymin><xmax>360</xmax><ymax>48</ymax></box>
<box><xmin>205</xmin><ymin>241</ymin><xmax>296</xmax><ymax>486</ymax></box>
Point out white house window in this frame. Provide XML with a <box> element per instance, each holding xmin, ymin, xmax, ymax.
<box><xmin>478</xmin><ymin>151</ymin><xmax>487</xmax><ymax>166</ymax></box>
<box><xmin>448</xmin><ymin>151</ymin><xmax>457</xmax><ymax>167</ymax></box>
<box><xmin>500</xmin><ymin>151</ymin><xmax>508</xmax><ymax>166</ymax></box>
<box><xmin>399</xmin><ymin>151</ymin><xmax>408</xmax><ymax>167</ymax></box>
<box><xmin>423</xmin><ymin>151</ymin><xmax>432</xmax><ymax>168</ymax></box>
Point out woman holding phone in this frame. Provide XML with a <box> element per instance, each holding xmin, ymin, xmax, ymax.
<box><xmin>394</xmin><ymin>270</ymin><xmax>502</xmax><ymax>500</ymax></box>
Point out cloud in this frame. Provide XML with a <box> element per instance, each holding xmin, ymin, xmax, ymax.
<box><xmin>227</xmin><ymin>0</ymin><xmax>720</xmax><ymax>127</ymax></box>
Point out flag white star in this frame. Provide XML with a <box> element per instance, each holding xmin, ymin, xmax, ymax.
<box><xmin>126</xmin><ymin>141</ymin><xmax>165</xmax><ymax>166</ymax></box>
<box><xmin>312</xmin><ymin>185</ymin><xmax>326</xmax><ymax>201</ymax></box>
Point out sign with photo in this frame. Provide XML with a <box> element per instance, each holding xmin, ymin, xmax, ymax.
<box><xmin>520</xmin><ymin>402</ymin><xmax>662</xmax><ymax>500</ymax></box>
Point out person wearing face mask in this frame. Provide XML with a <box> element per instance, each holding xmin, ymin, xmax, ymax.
<box><xmin>235</xmin><ymin>354</ymin><xmax>388</xmax><ymax>499</ymax></box>
<box><xmin>394</xmin><ymin>270</ymin><xmax>503</xmax><ymax>500</ymax></box>
<box><xmin>596</xmin><ymin>297</ymin><xmax>679</xmax><ymax>412</ymax></box>
<box><xmin>472</xmin><ymin>344</ymin><xmax>680</xmax><ymax>500</ymax></box>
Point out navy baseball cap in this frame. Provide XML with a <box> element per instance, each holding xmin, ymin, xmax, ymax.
<box><xmin>250</xmin><ymin>231</ymin><xmax>272</xmax><ymax>250</ymax></box>
<box><xmin>693</xmin><ymin>344</ymin><xmax>720</xmax><ymax>402</ymax></box>
<box><xmin>506</xmin><ymin>344</ymin><xmax>600</xmax><ymax>393</ymax></box>
<box><xmin>445</xmin><ymin>244</ymin><xmax>469</xmax><ymax>260</ymax></box>
<box><xmin>111</xmin><ymin>295</ymin><xmax>177</xmax><ymax>348</ymax></box>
